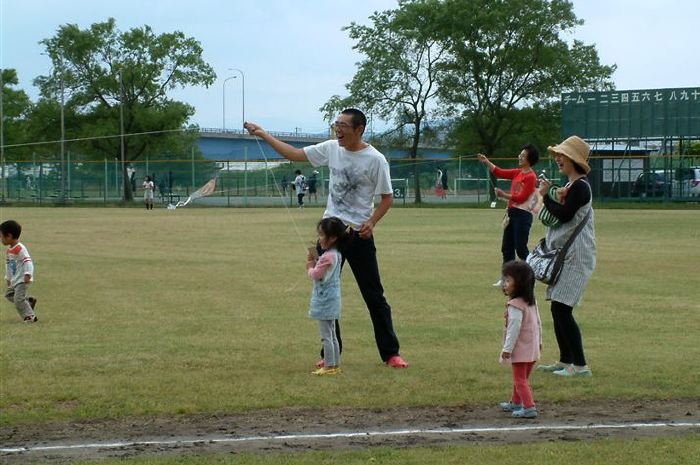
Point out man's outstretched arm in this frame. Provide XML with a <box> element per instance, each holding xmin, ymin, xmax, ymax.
<box><xmin>244</xmin><ymin>122</ymin><xmax>308</xmax><ymax>162</ymax></box>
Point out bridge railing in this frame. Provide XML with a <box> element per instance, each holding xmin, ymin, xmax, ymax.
<box><xmin>199</xmin><ymin>127</ymin><xmax>328</xmax><ymax>140</ymax></box>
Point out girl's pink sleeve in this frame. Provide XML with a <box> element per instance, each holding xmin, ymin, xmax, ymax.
<box><xmin>307</xmin><ymin>252</ymin><xmax>336</xmax><ymax>280</ymax></box>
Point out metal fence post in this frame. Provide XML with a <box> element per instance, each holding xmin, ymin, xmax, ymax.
<box><xmin>227</xmin><ymin>161</ymin><xmax>231</xmax><ymax>206</ymax></box>
<box><xmin>38</xmin><ymin>164</ymin><xmax>43</xmax><ymax>205</ymax></box>
<box><xmin>0</xmin><ymin>157</ymin><xmax>4</xmax><ymax>203</ymax></box>
<box><xmin>32</xmin><ymin>152</ymin><xmax>37</xmax><ymax>202</ymax></box>
<box><xmin>104</xmin><ymin>158</ymin><xmax>108</xmax><ymax>203</ymax></box>
<box><xmin>67</xmin><ymin>151</ymin><xmax>71</xmax><ymax>198</ymax></box>
<box><xmin>244</xmin><ymin>146</ymin><xmax>248</xmax><ymax>207</ymax></box>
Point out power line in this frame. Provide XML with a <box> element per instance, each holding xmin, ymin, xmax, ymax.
<box><xmin>0</xmin><ymin>127</ymin><xmax>197</xmax><ymax>149</ymax></box>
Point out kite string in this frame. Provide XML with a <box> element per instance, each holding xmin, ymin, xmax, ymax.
<box><xmin>251</xmin><ymin>136</ymin><xmax>313</xmax><ymax>255</ymax></box>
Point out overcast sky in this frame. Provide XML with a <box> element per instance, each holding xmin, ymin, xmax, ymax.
<box><xmin>1</xmin><ymin>0</ymin><xmax>699</xmax><ymax>135</ymax></box>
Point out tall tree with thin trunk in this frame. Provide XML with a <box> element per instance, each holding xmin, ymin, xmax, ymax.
<box><xmin>325</xmin><ymin>2</ymin><xmax>448</xmax><ymax>203</ymax></box>
<box><xmin>435</xmin><ymin>0</ymin><xmax>615</xmax><ymax>196</ymax></box>
<box><xmin>35</xmin><ymin>18</ymin><xmax>216</xmax><ymax>201</ymax></box>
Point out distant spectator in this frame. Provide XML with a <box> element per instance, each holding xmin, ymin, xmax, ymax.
<box><xmin>308</xmin><ymin>170</ymin><xmax>319</xmax><ymax>202</ymax></box>
<box><xmin>143</xmin><ymin>176</ymin><xmax>155</xmax><ymax>210</ymax></box>
<box><xmin>435</xmin><ymin>168</ymin><xmax>445</xmax><ymax>198</ymax></box>
<box><xmin>127</xmin><ymin>164</ymin><xmax>137</xmax><ymax>192</ymax></box>
<box><xmin>294</xmin><ymin>169</ymin><xmax>307</xmax><ymax>209</ymax></box>
<box><xmin>441</xmin><ymin>167</ymin><xmax>448</xmax><ymax>198</ymax></box>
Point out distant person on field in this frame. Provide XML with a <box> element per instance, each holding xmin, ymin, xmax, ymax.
<box><xmin>127</xmin><ymin>164</ymin><xmax>137</xmax><ymax>192</ymax></box>
<box><xmin>435</xmin><ymin>168</ymin><xmax>445</xmax><ymax>198</ymax></box>
<box><xmin>308</xmin><ymin>170</ymin><xmax>319</xmax><ymax>202</ymax></box>
<box><xmin>498</xmin><ymin>260</ymin><xmax>542</xmax><ymax>419</ymax></box>
<box><xmin>478</xmin><ymin>145</ymin><xmax>539</xmax><ymax>287</ymax></box>
<box><xmin>1</xmin><ymin>220</ymin><xmax>38</xmax><ymax>323</ymax></box>
<box><xmin>440</xmin><ymin>167</ymin><xmax>448</xmax><ymax>198</ymax></box>
<box><xmin>306</xmin><ymin>217</ymin><xmax>350</xmax><ymax>376</ymax></box>
<box><xmin>281</xmin><ymin>175</ymin><xmax>288</xmax><ymax>195</ymax></box>
<box><xmin>143</xmin><ymin>176</ymin><xmax>155</xmax><ymax>210</ymax></box>
<box><xmin>245</xmin><ymin>109</ymin><xmax>408</xmax><ymax>368</ymax></box>
<box><xmin>294</xmin><ymin>169</ymin><xmax>307</xmax><ymax>209</ymax></box>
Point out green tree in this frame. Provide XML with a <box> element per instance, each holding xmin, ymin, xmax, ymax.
<box><xmin>436</xmin><ymin>0</ymin><xmax>615</xmax><ymax>158</ymax></box>
<box><xmin>35</xmin><ymin>18</ymin><xmax>216</xmax><ymax>201</ymax></box>
<box><xmin>324</xmin><ymin>2</ymin><xmax>449</xmax><ymax>203</ymax></box>
<box><xmin>1</xmin><ymin>69</ymin><xmax>32</xmax><ymax>159</ymax></box>
<box><xmin>1</xmin><ymin>69</ymin><xmax>34</xmax><ymax>201</ymax></box>
<box><xmin>450</xmin><ymin>102</ymin><xmax>561</xmax><ymax>160</ymax></box>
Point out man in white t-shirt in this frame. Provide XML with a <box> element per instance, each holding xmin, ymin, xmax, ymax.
<box><xmin>245</xmin><ymin>109</ymin><xmax>407</xmax><ymax>368</ymax></box>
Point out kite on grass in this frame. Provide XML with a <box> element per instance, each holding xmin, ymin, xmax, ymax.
<box><xmin>168</xmin><ymin>177</ymin><xmax>217</xmax><ymax>209</ymax></box>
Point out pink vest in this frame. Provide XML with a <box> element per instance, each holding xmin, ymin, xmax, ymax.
<box><xmin>503</xmin><ymin>297</ymin><xmax>541</xmax><ymax>363</ymax></box>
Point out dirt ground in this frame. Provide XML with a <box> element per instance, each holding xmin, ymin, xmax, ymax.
<box><xmin>2</xmin><ymin>398</ymin><xmax>699</xmax><ymax>463</ymax></box>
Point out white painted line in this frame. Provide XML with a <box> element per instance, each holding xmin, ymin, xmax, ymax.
<box><xmin>2</xmin><ymin>421</ymin><xmax>699</xmax><ymax>454</ymax></box>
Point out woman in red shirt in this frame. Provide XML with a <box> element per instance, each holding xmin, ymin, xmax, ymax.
<box><xmin>479</xmin><ymin>145</ymin><xmax>539</xmax><ymax>286</ymax></box>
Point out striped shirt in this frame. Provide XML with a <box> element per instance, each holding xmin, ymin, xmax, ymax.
<box><xmin>545</xmin><ymin>179</ymin><xmax>596</xmax><ymax>307</ymax></box>
<box><xmin>5</xmin><ymin>242</ymin><xmax>34</xmax><ymax>287</ymax></box>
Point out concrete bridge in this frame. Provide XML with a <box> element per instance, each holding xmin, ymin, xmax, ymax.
<box><xmin>197</xmin><ymin>128</ymin><xmax>452</xmax><ymax>161</ymax></box>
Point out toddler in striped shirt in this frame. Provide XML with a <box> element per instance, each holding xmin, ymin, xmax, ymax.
<box><xmin>2</xmin><ymin>220</ymin><xmax>38</xmax><ymax>323</ymax></box>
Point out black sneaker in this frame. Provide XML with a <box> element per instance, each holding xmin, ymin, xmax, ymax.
<box><xmin>23</xmin><ymin>315</ymin><xmax>38</xmax><ymax>323</ymax></box>
<box><xmin>27</xmin><ymin>297</ymin><xmax>37</xmax><ymax>310</ymax></box>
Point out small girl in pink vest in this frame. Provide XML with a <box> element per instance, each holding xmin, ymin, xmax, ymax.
<box><xmin>499</xmin><ymin>260</ymin><xmax>542</xmax><ymax>418</ymax></box>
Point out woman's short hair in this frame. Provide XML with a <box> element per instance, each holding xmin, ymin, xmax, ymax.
<box><xmin>522</xmin><ymin>144</ymin><xmax>540</xmax><ymax>166</ymax></box>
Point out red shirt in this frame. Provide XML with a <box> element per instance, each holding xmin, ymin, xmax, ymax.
<box><xmin>493</xmin><ymin>167</ymin><xmax>537</xmax><ymax>209</ymax></box>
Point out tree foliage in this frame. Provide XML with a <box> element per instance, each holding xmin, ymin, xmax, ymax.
<box><xmin>1</xmin><ymin>69</ymin><xmax>32</xmax><ymax>158</ymax></box>
<box><xmin>435</xmin><ymin>0</ymin><xmax>615</xmax><ymax>155</ymax></box>
<box><xmin>327</xmin><ymin>0</ymin><xmax>615</xmax><ymax>201</ymax></box>
<box><xmin>34</xmin><ymin>18</ymin><xmax>216</xmax><ymax>200</ymax></box>
<box><xmin>323</xmin><ymin>1</ymin><xmax>449</xmax><ymax>202</ymax></box>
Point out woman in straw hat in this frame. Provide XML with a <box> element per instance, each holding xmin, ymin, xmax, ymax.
<box><xmin>536</xmin><ymin>135</ymin><xmax>596</xmax><ymax>377</ymax></box>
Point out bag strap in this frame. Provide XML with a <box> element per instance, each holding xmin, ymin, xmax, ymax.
<box><xmin>560</xmin><ymin>208</ymin><xmax>591</xmax><ymax>255</ymax></box>
<box><xmin>559</xmin><ymin>180</ymin><xmax>593</xmax><ymax>255</ymax></box>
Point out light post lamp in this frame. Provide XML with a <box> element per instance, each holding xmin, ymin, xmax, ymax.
<box><xmin>222</xmin><ymin>75</ymin><xmax>237</xmax><ymax>130</ymax></box>
<box><xmin>228</xmin><ymin>68</ymin><xmax>245</xmax><ymax>129</ymax></box>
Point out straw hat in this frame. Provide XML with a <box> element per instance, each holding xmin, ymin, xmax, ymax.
<box><xmin>547</xmin><ymin>135</ymin><xmax>591</xmax><ymax>174</ymax></box>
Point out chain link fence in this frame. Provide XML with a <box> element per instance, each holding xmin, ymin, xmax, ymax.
<box><xmin>2</xmin><ymin>149</ymin><xmax>699</xmax><ymax>206</ymax></box>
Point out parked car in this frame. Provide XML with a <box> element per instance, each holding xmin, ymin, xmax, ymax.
<box><xmin>675</xmin><ymin>167</ymin><xmax>700</xmax><ymax>197</ymax></box>
<box><xmin>632</xmin><ymin>171</ymin><xmax>669</xmax><ymax>197</ymax></box>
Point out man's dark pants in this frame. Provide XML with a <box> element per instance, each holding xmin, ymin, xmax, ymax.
<box><xmin>318</xmin><ymin>230</ymin><xmax>400</xmax><ymax>362</ymax></box>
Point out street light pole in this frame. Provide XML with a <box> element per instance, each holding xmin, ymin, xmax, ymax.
<box><xmin>0</xmin><ymin>68</ymin><xmax>5</xmax><ymax>203</ymax></box>
<box><xmin>229</xmin><ymin>68</ymin><xmax>245</xmax><ymax>128</ymax></box>
<box><xmin>222</xmin><ymin>75</ymin><xmax>236</xmax><ymax>130</ymax></box>
<box><xmin>59</xmin><ymin>54</ymin><xmax>66</xmax><ymax>202</ymax></box>
<box><xmin>119</xmin><ymin>70</ymin><xmax>126</xmax><ymax>201</ymax></box>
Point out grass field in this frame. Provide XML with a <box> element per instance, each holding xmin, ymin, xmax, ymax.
<box><xmin>0</xmin><ymin>206</ymin><xmax>699</xmax><ymax>463</ymax></box>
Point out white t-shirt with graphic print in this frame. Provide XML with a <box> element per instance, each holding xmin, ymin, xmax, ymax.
<box><xmin>303</xmin><ymin>140</ymin><xmax>393</xmax><ymax>229</ymax></box>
